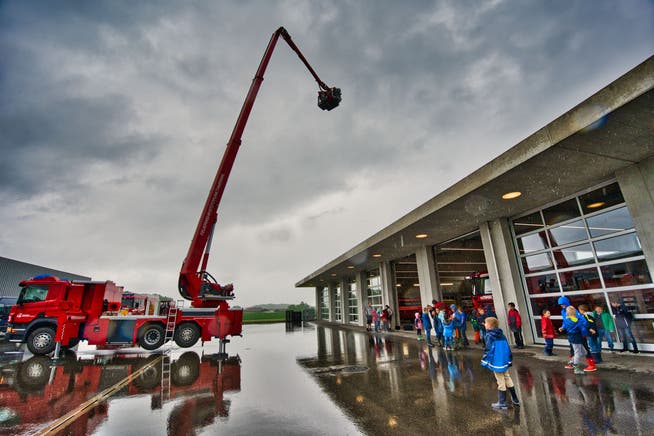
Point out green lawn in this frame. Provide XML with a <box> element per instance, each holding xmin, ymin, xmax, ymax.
<box><xmin>243</xmin><ymin>311</ymin><xmax>286</xmax><ymax>323</ymax></box>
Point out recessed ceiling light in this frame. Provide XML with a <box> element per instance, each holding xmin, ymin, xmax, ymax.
<box><xmin>395</xmin><ymin>284</ymin><xmax>401</xmax><ymax>287</ymax></box>
<box><xmin>372</xmin><ymin>253</ymin><xmax>382</xmax><ymax>258</ymax></box>
<box><xmin>347</xmin><ymin>265</ymin><xmax>355</xmax><ymax>269</ymax></box>
<box><xmin>413</xmin><ymin>283</ymin><xmax>420</xmax><ymax>287</ymax></box>
<box><xmin>587</xmin><ymin>201</ymin><xmax>605</xmax><ymax>209</ymax></box>
<box><xmin>330</xmin><ymin>273</ymin><xmax>336</xmax><ymax>277</ymax></box>
<box><xmin>440</xmin><ymin>282</ymin><xmax>454</xmax><ymax>286</ymax></box>
<box><xmin>502</xmin><ymin>191</ymin><xmax>522</xmax><ymax>200</ymax></box>
<box><xmin>415</xmin><ymin>234</ymin><xmax>428</xmax><ymax>239</ymax></box>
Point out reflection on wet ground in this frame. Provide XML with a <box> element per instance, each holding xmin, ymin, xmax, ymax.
<box><xmin>0</xmin><ymin>323</ymin><xmax>651</xmax><ymax>435</ymax></box>
<box><xmin>299</xmin><ymin>325</ymin><xmax>654</xmax><ymax>435</ymax></box>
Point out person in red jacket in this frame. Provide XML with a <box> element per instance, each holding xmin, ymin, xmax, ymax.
<box><xmin>541</xmin><ymin>309</ymin><xmax>555</xmax><ymax>356</ymax></box>
<box><xmin>507</xmin><ymin>302</ymin><xmax>524</xmax><ymax>349</ymax></box>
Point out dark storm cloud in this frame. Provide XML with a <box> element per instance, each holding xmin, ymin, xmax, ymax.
<box><xmin>0</xmin><ymin>0</ymin><xmax>652</xmax><ymax>304</ymax></box>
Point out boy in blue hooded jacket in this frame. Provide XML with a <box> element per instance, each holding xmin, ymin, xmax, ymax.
<box><xmin>481</xmin><ymin>316</ymin><xmax>520</xmax><ymax>409</ymax></box>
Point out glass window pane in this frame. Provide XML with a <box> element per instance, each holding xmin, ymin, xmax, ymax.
<box><xmin>565</xmin><ymin>293</ymin><xmax>608</xmax><ymax>313</ymax></box>
<box><xmin>521</xmin><ymin>252</ymin><xmax>553</xmax><ymax>274</ymax></box>
<box><xmin>607</xmin><ymin>288</ymin><xmax>654</xmax><ymax>314</ymax></box>
<box><xmin>586</xmin><ymin>206</ymin><xmax>634</xmax><ymax>238</ymax></box>
<box><xmin>600</xmin><ymin>260</ymin><xmax>652</xmax><ymax>288</ymax></box>
<box><xmin>543</xmin><ymin>198</ymin><xmax>581</xmax><ymax>226</ymax></box>
<box><xmin>559</xmin><ymin>267</ymin><xmax>603</xmax><ymax>291</ymax></box>
<box><xmin>594</xmin><ymin>233</ymin><xmax>642</xmax><ymax>261</ymax></box>
<box><xmin>548</xmin><ymin>220</ymin><xmax>587</xmax><ymax>247</ymax></box>
<box><xmin>516</xmin><ymin>232</ymin><xmax>548</xmax><ymax>254</ymax></box>
<box><xmin>529</xmin><ymin>296</ymin><xmax>560</xmax><ymax>318</ymax></box>
<box><xmin>626</xmin><ymin>319</ymin><xmax>654</xmax><ymax>343</ymax></box>
<box><xmin>513</xmin><ymin>211</ymin><xmax>544</xmax><ymax>236</ymax></box>
<box><xmin>524</xmin><ymin>273</ymin><xmax>560</xmax><ymax>295</ymax></box>
<box><xmin>579</xmin><ymin>182</ymin><xmax>625</xmax><ymax>214</ymax></box>
<box><xmin>553</xmin><ymin>243</ymin><xmax>595</xmax><ymax>268</ymax></box>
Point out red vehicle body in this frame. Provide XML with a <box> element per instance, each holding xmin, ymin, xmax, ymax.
<box><xmin>5</xmin><ymin>27</ymin><xmax>339</xmax><ymax>356</ymax></box>
<box><xmin>0</xmin><ymin>351</ymin><xmax>240</xmax><ymax>435</ymax></box>
<box><xmin>5</xmin><ymin>275</ymin><xmax>242</xmax><ymax>355</ymax></box>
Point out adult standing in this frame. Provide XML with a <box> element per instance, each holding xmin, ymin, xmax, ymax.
<box><xmin>507</xmin><ymin>302</ymin><xmax>524</xmax><ymax>349</ymax></box>
<box><xmin>422</xmin><ymin>306</ymin><xmax>435</xmax><ymax>347</ymax></box>
<box><xmin>365</xmin><ymin>303</ymin><xmax>374</xmax><ymax>332</ymax></box>
<box><xmin>611</xmin><ymin>301</ymin><xmax>639</xmax><ymax>353</ymax></box>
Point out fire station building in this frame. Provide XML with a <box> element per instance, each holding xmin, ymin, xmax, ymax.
<box><xmin>296</xmin><ymin>55</ymin><xmax>654</xmax><ymax>352</ymax></box>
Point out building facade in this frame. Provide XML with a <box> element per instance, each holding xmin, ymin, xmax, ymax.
<box><xmin>297</xmin><ymin>56</ymin><xmax>654</xmax><ymax>352</ymax></box>
<box><xmin>0</xmin><ymin>256</ymin><xmax>91</xmax><ymax>297</ymax></box>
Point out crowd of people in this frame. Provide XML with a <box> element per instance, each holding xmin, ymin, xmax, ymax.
<box><xmin>365</xmin><ymin>297</ymin><xmax>641</xmax><ymax>409</ymax></box>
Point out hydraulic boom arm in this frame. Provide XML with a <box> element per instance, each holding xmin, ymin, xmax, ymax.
<box><xmin>179</xmin><ymin>27</ymin><xmax>341</xmax><ymax>308</ymax></box>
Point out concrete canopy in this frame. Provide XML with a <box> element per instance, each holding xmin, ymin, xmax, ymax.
<box><xmin>296</xmin><ymin>55</ymin><xmax>654</xmax><ymax>288</ymax></box>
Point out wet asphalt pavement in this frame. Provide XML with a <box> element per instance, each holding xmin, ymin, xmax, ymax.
<box><xmin>0</xmin><ymin>323</ymin><xmax>652</xmax><ymax>435</ymax></box>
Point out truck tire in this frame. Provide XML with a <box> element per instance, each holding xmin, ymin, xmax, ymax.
<box><xmin>171</xmin><ymin>352</ymin><xmax>200</xmax><ymax>386</ymax></box>
<box><xmin>139</xmin><ymin>324</ymin><xmax>165</xmax><ymax>350</ymax></box>
<box><xmin>18</xmin><ymin>356</ymin><xmax>50</xmax><ymax>391</ymax></box>
<box><xmin>174</xmin><ymin>323</ymin><xmax>200</xmax><ymax>348</ymax></box>
<box><xmin>26</xmin><ymin>326</ymin><xmax>57</xmax><ymax>355</ymax></box>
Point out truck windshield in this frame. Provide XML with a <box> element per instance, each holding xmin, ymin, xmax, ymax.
<box><xmin>18</xmin><ymin>285</ymin><xmax>49</xmax><ymax>304</ymax></box>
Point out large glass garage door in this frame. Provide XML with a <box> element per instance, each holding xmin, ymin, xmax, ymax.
<box><xmin>512</xmin><ymin>182</ymin><xmax>654</xmax><ymax>351</ymax></box>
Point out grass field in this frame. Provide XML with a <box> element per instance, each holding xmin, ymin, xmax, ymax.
<box><xmin>242</xmin><ymin>311</ymin><xmax>286</xmax><ymax>323</ymax></box>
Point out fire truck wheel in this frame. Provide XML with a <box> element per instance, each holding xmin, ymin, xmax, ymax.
<box><xmin>17</xmin><ymin>356</ymin><xmax>50</xmax><ymax>391</ymax></box>
<box><xmin>174</xmin><ymin>323</ymin><xmax>200</xmax><ymax>348</ymax></box>
<box><xmin>26</xmin><ymin>326</ymin><xmax>57</xmax><ymax>355</ymax></box>
<box><xmin>171</xmin><ymin>352</ymin><xmax>200</xmax><ymax>386</ymax></box>
<box><xmin>139</xmin><ymin>324</ymin><xmax>166</xmax><ymax>350</ymax></box>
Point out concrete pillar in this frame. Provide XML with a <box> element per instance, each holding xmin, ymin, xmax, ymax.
<box><xmin>480</xmin><ymin>219</ymin><xmax>533</xmax><ymax>345</ymax></box>
<box><xmin>340</xmin><ymin>279</ymin><xmax>348</xmax><ymax>324</ymax></box>
<box><xmin>327</xmin><ymin>283</ymin><xmax>335</xmax><ymax>322</ymax></box>
<box><xmin>356</xmin><ymin>271</ymin><xmax>368</xmax><ymax>327</ymax></box>
<box><xmin>314</xmin><ymin>287</ymin><xmax>321</xmax><ymax>320</ymax></box>
<box><xmin>380</xmin><ymin>261</ymin><xmax>399</xmax><ymax>329</ymax></box>
<box><xmin>416</xmin><ymin>245</ymin><xmax>439</xmax><ymax>306</ymax></box>
<box><xmin>616</xmin><ymin>156</ymin><xmax>654</xmax><ymax>277</ymax></box>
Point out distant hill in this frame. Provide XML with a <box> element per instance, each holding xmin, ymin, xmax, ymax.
<box><xmin>244</xmin><ymin>303</ymin><xmax>291</xmax><ymax>312</ymax></box>
<box><xmin>244</xmin><ymin>302</ymin><xmax>314</xmax><ymax>312</ymax></box>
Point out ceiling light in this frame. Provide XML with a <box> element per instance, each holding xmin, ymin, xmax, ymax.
<box><xmin>587</xmin><ymin>201</ymin><xmax>605</xmax><ymax>209</ymax></box>
<box><xmin>440</xmin><ymin>282</ymin><xmax>454</xmax><ymax>286</ymax></box>
<box><xmin>347</xmin><ymin>266</ymin><xmax>355</xmax><ymax>269</ymax></box>
<box><xmin>413</xmin><ymin>283</ymin><xmax>420</xmax><ymax>287</ymax></box>
<box><xmin>502</xmin><ymin>191</ymin><xmax>522</xmax><ymax>200</ymax></box>
<box><xmin>330</xmin><ymin>273</ymin><xmax>336</xmax><ymax>277</ymax></box>
<box><xmin>396</xmin><ymin>284</ymin><xmax>401</xmax><ymax>287</ymax></box>
<box><xmin>415</xmin><ymin>234</ymin><xmax>428</xmax><ymax>239</ymax></box>
<box><xmin>372</xmin><ymin>253</ymin><xmax>382</xmax><ymax>258</ymax></box>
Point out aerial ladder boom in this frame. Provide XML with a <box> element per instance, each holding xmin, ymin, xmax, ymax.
<box><xmin>179</xmin><ymin>27</ymin><xmax>341</xmax><ymax>308</ymax></box>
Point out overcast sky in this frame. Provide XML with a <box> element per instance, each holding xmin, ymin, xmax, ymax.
<box><xmin>1</xmin><ymin>1</ymin><xmax>652</xmax><ymax>308</ymax></box>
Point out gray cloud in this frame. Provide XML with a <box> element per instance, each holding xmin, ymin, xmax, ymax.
<box><xmin>1</xmin><ymin>0</ymin><xmax>652</xmax><ymax>306</ymax></box>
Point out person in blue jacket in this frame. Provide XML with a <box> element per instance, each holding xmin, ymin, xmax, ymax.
<box><xmin>481</xmin><ymin>316</ymin><xmax>520</xmax><ymax>409</ymax></box>
<box><xmin>421</xmin><ymin>306</ymin><xmax>435</xmax><ymax>347</ymax></box>
<box><xmin>559</xmin><ymin>305</ymin><xmax>590</xmax><ymax>375</ymax></box>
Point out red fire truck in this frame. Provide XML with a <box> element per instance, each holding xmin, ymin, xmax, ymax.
<box><xmin>5</xmin><ymin>27</ymin><xmax>340</xmax><ymax>356</ymax></box>
<box><xmin>0</xmin><ymin>351</ymin><xmax>240</xmax><ymax>435</ymax></box>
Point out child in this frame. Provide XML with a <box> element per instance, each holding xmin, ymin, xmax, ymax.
<box><xmin>541</xmin><ymin>309</ymin><xmax>555</xmax><ymax>356</ymax></box>
<box><xmin>414</xmin><ymin>312</ymin><xmax>423</xmax><ymax>341</ymax></box>
<box><xmin>559</xmin><ymin>305</ymin><xmax>588</xmax><ymax>375</ymax></box>
<box><xmin>421</xmin><ymin>307</ymin><xmax>435</xmax><ymax>347</ymax></box>
<box><xmin>578</xmin><ymin>304</ymin><xmax>599</xmax><ymax>369</ymax></box>
<box><xmin>507</xmin><ymin>302</ymin><xmax>524</xmax><ymax>349</ymax></box>
<box><xmin>442</xmin><ymin>317</ymin><xmax>455</xmax><ymax>350</ymax></box>
<box><xmin>476</xmin><ymin>307</ymin><xmax>488</xmax><ymax>346</ymax></box>
<box><xmin>595</xmin><ymin>305</ymin><xmax>615</xmax><ymax>352</ymax></box>
<box><xmin>433</xmin><ymin>307</ymin><xmax>444</xmax><ymax>346</ymax></box>
<box><xmin>481</xmin><ymin>316</ymin><xmax>520</xmax><ymax>409</ymax></box>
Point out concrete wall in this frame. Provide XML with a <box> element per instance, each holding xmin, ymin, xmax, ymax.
<box><xmin>480</xmin><ymin>219</ymin><xmax>533</xmax><ymax>345</ymax></box>
<box><xmin>616</xmin><ymin>156</ymin><xmax>654</xmax><ymax>277</ymax></box>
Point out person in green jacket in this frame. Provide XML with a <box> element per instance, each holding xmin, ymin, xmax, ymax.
<box><xmin>595</xmin><ymin>305</ymin><xmax>614</xmax><ymax>352</ymax></box>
